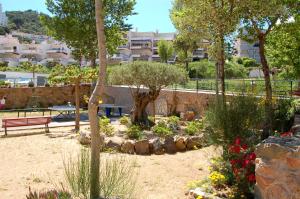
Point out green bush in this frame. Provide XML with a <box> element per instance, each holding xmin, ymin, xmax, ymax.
<box><xmin>205</xmin><ymin>95</ymin><xmax>263</xmax><ymax>146</ymax></box>
<box><xmin>152</xmin><ymin>121</ymin><xmax>173</xmax><ymax>137</ymax></box>
<box><xmin>26</xmin><ymin>188</ymin><xmax>72</xmax><ymax>199</ymax></box>
<box><xmin>224</xmin><ymin>61</ymin><xmax>248</xmax><ymax>78</ymax></box>
<box><xmin>126</xmin><ymin>125</ymin><xmax>143</xmax><ymax>139</ymax></box>
<box><xmin>99</xmin><ymin>117</ymin><xmax>114</xmax><ymax>136</ymax></box>
<box><xmin>119</xmin><ymin>116</ymin><xmax>130</xmax><ymax>126</ymax></box>
<box><xmin>63</xmin><ymin>149</ymin><xmax>137</xmax><ymax>199</ymax></box>
<box><xmin>273</xmin><ymin>98</ymin><xmax>295</xmax><ymax>132</ymax></box>
<box><xmin>167</xmin><ymin>116</ymin><xmax>180</xmax><ymax>132</ymax></box>
<box><xmin>185</xmin><ymin>120</ymin><xmax>203</xmax><ymax>135</ymax></box>
<box><xmin>28</xmin><ymin>81</ymin><xmax>34</xmax><ymax>87</ymax></box>
<box><xmin>188</xmin><ymin>60</ymin><xmax>215</xmax><ymax>78</ymax></box>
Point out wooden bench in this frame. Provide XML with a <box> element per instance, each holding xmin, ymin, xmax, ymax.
<box><xmin>2</xmin><ymin>116</ymin><xmax>52</xmax><ymax>136</ymax></box>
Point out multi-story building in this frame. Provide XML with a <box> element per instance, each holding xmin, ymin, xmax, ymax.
<box><xmin>234</xmin><ymin>37</ymin><xmax>261</xmax><ymax>63</ymax></box>
<box><xmin>0</xmin><ymin>3</ymin><xmax>8</xmax><ymax>27</ymax></box>
<box><xmin>111</xmin><ymin>31</ymin><xmax>208</xmax><ymax>63</ymax></box>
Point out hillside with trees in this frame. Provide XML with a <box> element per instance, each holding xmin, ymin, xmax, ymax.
<box><xmin>5</xmin><ymin>10</ymin><xmax>49</xmax><ymax>35</ymax></box>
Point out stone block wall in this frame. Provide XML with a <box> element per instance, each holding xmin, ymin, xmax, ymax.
<box><xmin>0</xmin><ymin>85</ymin><xmax>216</xmax><ymax>115</ymax></box>
<box><xmin>255</xmin><ymin>136</ymin><xmax>300</xmax><ymax>199</ymax></box>
<box><xmin>0</xmin><ymin>85</ymin><xmax>91</xmax><ymax>109</ymax></box>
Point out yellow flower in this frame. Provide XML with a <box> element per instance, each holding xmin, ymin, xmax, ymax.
<box><xmin>208</xmin><ymin>171</ymin><xmax>226</xmax><ymax>186</ymax></box>
<box><xmin>196</xmin><ymin>196</ymin><xmax>203</xmax><ymax>199</ymax></box>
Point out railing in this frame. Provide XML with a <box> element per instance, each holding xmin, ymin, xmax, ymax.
<box><xmin>0</xmin><ymin>77</ymin><xmax>48</xmax><ymax>87</ymax></box>
<box><xmin>170</xmin><ymin>79</ymin><xmax>299</xmax><ymax>97</ymax></box>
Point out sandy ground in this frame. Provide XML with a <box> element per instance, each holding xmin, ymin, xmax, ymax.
<box><xmin>0</xmin><ymin>127</ymin><xmax>220</xmax><ymax>199</ymax></box>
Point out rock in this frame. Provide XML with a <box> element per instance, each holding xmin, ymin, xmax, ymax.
<box><xmin>105</xmin><ymin>136</ymin><xmax>124</xmax><ymax>151</ymax></box>
<box><xmin>149</xmin><ymin>138</ymin><xmax>165</xmax><ymax>155</ymax></box>
<box><xmin>255</xmin><ymin>136</ymin><xmax>300</xmax><ymax>199</ymax></box>
<box><xmin>135</xmin><ymin>139</ymin><xmax>150</xmax><ymax>155</ymax></box>
<box><xmin>78</xmin><ymin>131</ymin><xmax>91</xmax><ymax>145</ymax></box>
<box><xmin>186</xmin><ymin>135</ymin><xmax>203</xmax><ymax>150</ymax></box>
<box><xmin>188</xmin><ymin>187</ymin><xmax>222</xmax><ymax>199</ymax></box>
<box><xmin>164</xmin><ymin>136</ymin><xmax>177</xmax><ymax>154</ymax></box>
<box><xmin>175</xmin><ymin>136</ymin><xmax>186</xmax><ymax>151</ymax></box>
<box><xmin>121</xmin><ymin>140</ymin><xmax>135</xmax><ymax>154</ymax></box>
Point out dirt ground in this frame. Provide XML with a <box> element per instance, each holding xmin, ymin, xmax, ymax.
<box><xmin>0</xmin><ymin>127</ymin><xmax>221</xmax><ymax>199</ymax></box>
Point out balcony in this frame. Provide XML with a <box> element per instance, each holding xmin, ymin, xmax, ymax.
<box><xmin>46</xmin><ymin>48</ymin><xmax>68</xmax><ymax>54</ymax></box>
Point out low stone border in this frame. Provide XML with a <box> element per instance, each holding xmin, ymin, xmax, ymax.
<box><xmin>78</xmin><ymin>130</ymin><xmax>205</xmax><ymax>155</ymax></box>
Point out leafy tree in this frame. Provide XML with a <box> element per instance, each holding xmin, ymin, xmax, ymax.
<box><xmin>48</xmin><ymin>65</ymin><xmax>97</xmax><ymax>131</ymax></box>
<box><xmin>6</xmin><ymin>10</ymin><xmax>49</xmax><ymax>35</ymax></box>
<box><xmin>238</xmin><ymin>0</ymin><xmax>298</xmax><ymax>138</ymax></box>
<box><xmin>173</xmin><ymin>34</ymin><xmax>198</xmax><ymax>70</ymax></box>
<box><xmin>41</xmin><ymin>0</ymin><xmax>136</xmax><ymax>66</ymax></box>
<box><xmin>108</xmin><ymin>61</ymin><xmax>187</xmax><ymax>126</ymax></box>
<box><xmin>19</xmin><ymin>62</ymin><xmax>49</xmax><ymax>85</ymax></box>
<box><xmin>158</xmin><ymin>40</ymin><xmax>174</xmax><ymax>63</ymax></box>
<box><xmin>171</xmin><ymin>0</ymin><xmax>240</xmax><ymax>99</ymax></box>
<box><xmin>267</xmin><ymin>15</ymin><xmax>300</xmax><ymax>82</ymax></box>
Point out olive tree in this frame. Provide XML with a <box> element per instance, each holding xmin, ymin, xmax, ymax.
<box><xmin>109</xmin><ymin>61</ymin><xmax>187</xmax><ymax>126</ymax></box>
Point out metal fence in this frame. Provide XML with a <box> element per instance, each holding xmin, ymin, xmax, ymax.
<box><xmin>170</xmin><ymin>79</ymin><xmax>299</xmax><ymax>96</ymax></box>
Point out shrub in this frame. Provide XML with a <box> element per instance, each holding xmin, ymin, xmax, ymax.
<box><xmin>99</xmin><ymin>117</ymin><xmax>114</xmax><ymax>136</ymax></box>
<box><xmin>26</xmin><ymin>187</ymin><xmax>71</xmax><ymax>199</ymax></box>
<box><xmin>167</xmin><ymin>116</ymin><xmax>180</xmax><ymax>132</ymax></box>
<box><xmin>28</xmin><ymin>81</ymin><xmax>34</xmax><ymax>87</ymax></box>
<box><xmin>119</xmin><ymin>116</ymin><xmax>130</xmax><ymax>126</ymax></box>
<box><xmin>273</xmin><ymin>98</ymin><xmax>295</xmax><ymax>132</ymax></box>
<box><xmin>185</xmin><ymin>120</ymin><xmax>203</xmax><ymax>135</ymax></box>
<box><xmin>152</xmin><ymin>121</ymin><xmax>173</xmax><ymax>137</ymax></box>
<box><xmin>205</xmin><ymin>95</ymin><xmax>263</xmax><ymax>146</ymax></box>
<box><xmin>63</xmin><ymin>149</ymin><xmax>137</xmax><ymax>199</ymax></box>
<box><xmin>126</xmin><ymin>125</ymin><xmax>143</xmax><ymax>139</ymax></box>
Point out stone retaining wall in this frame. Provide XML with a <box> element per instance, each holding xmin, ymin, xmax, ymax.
<box><xmin>255</xmin><ymin>136</ymin><xmax>300</xmax><ymax>199</ymax></box>
<box><xmin>0</xmin><ymin>85</ymin><xmax>216</xmax><ymax>115</ymax></box>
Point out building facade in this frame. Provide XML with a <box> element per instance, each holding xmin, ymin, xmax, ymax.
<box><xmin>0</xmin><ymin>3</ymin><xmax>8</xmax><ymax>27</ymax></box>
<box><xmin>234</xmin><ymin>38</ymin><xmax>261</xmax><ymax>63</ymax></box>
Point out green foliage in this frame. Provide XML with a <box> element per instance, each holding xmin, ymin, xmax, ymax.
<box><xmin>119</xmin><ymin>116</ymin><xmax>130</xmax><ymax>126</ymax></box>
<box><xmin>267</xmin><ymin>15</ymin><xmax>300</xmax><ymax>78</ymax></box>
<box><xmin>26</xmin><ymin>188</ymin><xmax>71</xmax><ymax>199</ymax></box>
<box><xmin>63</xmin><ymin>149</ymin><xmax>137</xmax><ymax>199</ymax></box>
<box><xmin>28</xmin><ymin>81</ymin><xmax>34</xmax><ymax>87</ymax></box>
<box><xmin>205</xmin><ymin>95</ymin><xmax>263</xmax><ymax>146</ymax></box>
<box><xmin>6</xmin><ymin>10</ymin><xmax>49</xmax><ymax>35</ymax></box>
<box><xmin>188</xmin><ymin>60</ymin><xmax>216</xmax><ymax>78</ymax></box>
<box><xmin>185</xmin><ymin>120</ymin><xmax>203</xmax><ymax>136</ymax></box>
<box><xmin>152</xmin><ymin>121</ymin><xmax>173</xmax><ymax>137</ymax></box>
<box><xmin>157</xmin><ymin>40</ymin><xmax>175</xmax><ymax>63</ymax></box>
<box><xmin>0</xmin><ymin>27</ymin><xmax>10</xmax><ymax>35</ymax></box>
<box><xmin>224</xmin><ymin>61</ymin><xmax>248</xmax><ymax>78</ymax></box>
<box><xmin>109</xmin><ymin>61</ymin><xmax>188</xmax><ymax>88</ymax></box>
<box><xmin>167</xmin><ymin>116</ymin><xmax>180</xmax><ymax>132</ymax></box>
<box><xmin>99</xmin><ymin>117</ymin><xmax>114</xmax><ymax>137</ymax></box>
<box><xmin>273</xmin><ymin>98</ymin><xmax>295</xmax><ymax>132</ymax></box>
<box><xmin>126</xmin><ymin>125</ymin><xmax>143</xmax><ymax>139</ymax></box>
<box><xmin>42</xmin><ymin>0</ymin><xmax>136</xmax><ymax>62</ymax></box>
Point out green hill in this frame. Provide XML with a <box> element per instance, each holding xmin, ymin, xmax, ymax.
<box><xmin>5</xmin><ymin>10</ymin><xmax>49</xmax><ymax>35</ymax></box>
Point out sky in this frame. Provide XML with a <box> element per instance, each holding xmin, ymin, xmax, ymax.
<box><xmin>1</xmin><ymin>0</ymin><xmax>176</xmax><ymax>32</ymax></box>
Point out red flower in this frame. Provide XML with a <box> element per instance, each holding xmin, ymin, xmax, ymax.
<box><xmin>230</xmin><ymin>159</ymin><xmax>238</xmax><ymax>166</ymax></box>
<box><xmin>232</xmin><ymin>145</ymin><xmax>241</xmax><ymax>153</ymax></box>
<box><xmin>247</xmin><ymin>173</ymin><xmax>256</xmax><ymax>182</ymax></box>
<box><xmin>233</xmin><ymin>168</ymin><xmax>239</xmax><ymax>176</ymax></box>
<box><xmin>235</xmin><ymin>137</ymin><xmax>241</xmax><ymax>145</ymax></box>
<box><xmin>241</xmin><ymin>144</ymin><xmax>248</xmax><ymax>150</ymax></box>
<box><xmin>242</xmin><ymin>159</ymin><xmax>250</xmax><ymax>168</ymax></box>
<box><xmin>248</xmin><ymin>153</ymin><xmax>256</xmax><ymax>160</ymax></box>
<box><xmin>280</xmin><ymin>132</ymin><xmax>293</xmax><ymax>137</ymax></box>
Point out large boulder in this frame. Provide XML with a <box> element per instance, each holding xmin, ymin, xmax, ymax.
<box><xmin>186</xmin><ymin>135</ymin><xmax>204</xmax><ymax>150</ymax></box>
<box><xmin>175</xmin><ymin>136</ymin><xmax>187</xmax><ymax>151</ymax></box>
<box><xmin>121</xmin><ymin>140</ymin><xmax>135</xmax><ymax>154</ymax></box>
<box><xmin>105</xmin><ymin>136</ymin><xmax>124</xmax><ymax>151</ymax></box>
<box><xmin>149</xmin><ymin>138</ymin><xmax>165</xmax><ymax>155</ymax></box>
<box><xmin>255</xmin><ymin>136</ymin><xmax>300</xmax><ymax>199</ymax></box>
<box><xmin>164</xmin><ymin>136</ymin><xmax>177</xmax><ymax>154</ymax></box>
<box><xmin>135</xmin><ymin>139</ymin><xmax>150</xmax><ymax>155</ymax></box>
<box><xmin>78</xmin><ymin>130</ymin><xmax>91</xmax><ymax>145</ymax></box>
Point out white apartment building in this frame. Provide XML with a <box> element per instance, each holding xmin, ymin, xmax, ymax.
<box><xmin>111</xmin><ymin>31</ymin><xmax>208</xmax><ymax>63</ymax></box>
<box><xmin>0</xmin><ymin>3</ymin><xmax>7</xmax><ymax>27</ymax></box>
<box><xmin>0</xmin><ymin>34</ymin><xmax>74</xmax><ymax>66</ymax></box>
<box><xmin>234</xmin><ymin>37</ymin><xmax>261</xmax><ymax>63</ymax></box>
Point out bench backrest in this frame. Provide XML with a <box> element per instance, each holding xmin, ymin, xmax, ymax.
<box><xmin>2</xmin><ymin>117</ymin><xmax>51</xmax><ymax>128</ymax></box>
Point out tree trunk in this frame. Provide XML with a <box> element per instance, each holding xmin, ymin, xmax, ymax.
<box><xmin>258</xmin><ymin>34</ymin><xmax>273</xmax><ymax>140</ymax></box>
<box><xmin>75</xmin><ymin>79</ymin><xmax>80</xmax><ymax>131</ymax></box>
<box><xmin>89</xmin><ymin>0</ymin><xmax>107</xmax><ymax>198</ymax></box>
<box><xmin>219</xmin><ymin>35</ymin><xmax>226</xmax><ymax>100</ymax></box>
<box><xmin>185</xmin><ymin>50</ymin><xmax>189</xmax><ymax>71</ymax></box>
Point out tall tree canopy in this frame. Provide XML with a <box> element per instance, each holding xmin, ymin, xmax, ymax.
<box><xmin>41</xmin><ymin>0</ymin><xmax>136</xmax><ymax>66</ymax></box>
<box><xmin>109</xmin><ymin>61</ymin><xmax>187</xmax><ymax>126</ymax></box>
<box><xmin>267</xmin><ymin>15</ymin><xmax>300</xmax><ymax>80</ymax></box>
<box><xmin>157</xmin><ymin>40</ymin><xmax>175</xmax><ymax>63</ymax></box>
<box><xmin>171</xmin><ymin>0</ymin><xmax>240</xmax><ymax>98</ymax></box>
<box><xmin>238</xmin><ymin>0</ymin><xmax>299</xmax><ymax>138</ymax></box>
